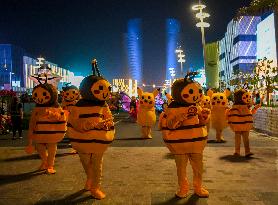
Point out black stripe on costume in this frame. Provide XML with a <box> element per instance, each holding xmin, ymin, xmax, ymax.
<box><xmin>228</xmin><ymin>114</ymin><xmax>252</xmax><ymax>117</ymax></box>
<box><xmin>67</xmin><ymin>124</ymin><xmax>114</xmax><ymax>131</ymax></box>
<box><xmin>161</xmin><ymin>124</ymin><xmax>205</xmax><ymax>130</ymax></box>
<box><xmin>36</xmin><ymin>121</ymin><xmax>66</xmax><ymax>124</ymax></box>
<box><xmin>33</xmin><ymin>131</ymin><xmax>66</xmax><ymax>134</ymax></box>
<box><xmin>164</xmin><ymin>136</ymin><xmax>208</xmax><ymax>143</ymax></box>
<box><xmin>228</xmin><ymin>121</ymin><xmax>253</xmax><ymax>124</ymax></box>
<box><xmin>69</xmin><ymin>138</ymin><xmax>113</xmax><ymax>144</ymax></box>
<box><xmin>79</xmin><ymin>113</ymin><xmax>104</xmax><ymax>118</ymax></box>
<box><xmin>67</xmin><ymin>123</ymin><xmax>73</xmax><ymax>128</ymax></box>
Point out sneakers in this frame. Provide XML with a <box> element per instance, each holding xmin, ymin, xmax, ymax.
<box><xmin>47</xmin><ymin>167</ymin><xmax>56</xmax><ymax>174</ymax></box>
<box><xmin>194</xmin><ymin>187</ymin><xmax>209</xmax><ymax>197</ymax></box>
<box><xmin>175</xmin><ymin>187</ymin><xmax>189</xmax><ymax>198</ymax></box>
<box><xmin>90</xmin><ymin>188</ymin><xmax>106</xmax><ymax>200</ymax></box>
<box><xmin>84</xmin><ymin>179</ymin><xmax>92</xmax><ymax>191</ymax></box>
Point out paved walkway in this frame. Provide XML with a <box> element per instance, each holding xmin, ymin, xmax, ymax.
<box><xmin>0</xmin><ymin>114</ymin><xmax>278</xmax><ymax>205</ymax></box>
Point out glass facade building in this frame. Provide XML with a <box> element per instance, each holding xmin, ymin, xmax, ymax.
<box><xmin>166</xmin><ymin>18</ymin><xmax>181</xmax><ymax>81</ymax></box>
<box><xmin>125</xmin><ymin>19</ymin><xmax>143</xmax><ymax>84</ymax></box>
<box><xmin>219</xmin><ymin>16</ymin><xmax>261</xmax><ymax>87</ymax></box>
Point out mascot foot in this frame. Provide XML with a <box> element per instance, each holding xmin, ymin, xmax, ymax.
<box><xmin>38</xmin><ymin>162</ymin><xmax>48</xmax><ymax>170</ymax></box>
<box><xmin>233</xmin><ymin>153</ymin><xmax>241</xmax><ymax>157</ymax></box>
<box><xmin>194</xmin><ymin>187</ymin><xmax>209</xmax><ymax>198</ymax></box>
<box><xmin>245</xmin><ymin>152</ymin><xmax>254</xmax><ymax>158</ymax></box>
<box><xmin>84</xmin><ymin>179</ymin><xmax>93</xmax><ymax>191</ymax></box>
<box><xmin>175</xmin><ymin>187</ymin><xmax>189</xmax><ymax>198</ymax></box>
<box><xmin>70</xmin><ymin>149</ymin><xmax>78</xmax><ymax>154</ymax></box>
<box><xmin>91</xmin><ymin>188</ymin><xmax>106</xmax><ymax>200</ymax></box>
<box><xmin>47</xmin><ymin>167</ymin><xmax>56</xmax><ymax>174</ymax></box>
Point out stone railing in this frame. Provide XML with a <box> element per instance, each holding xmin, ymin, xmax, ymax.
<box><xmin>253</xmin><ymin>107</ymin><xmax>278</xmax><ymax>137</ymax></box>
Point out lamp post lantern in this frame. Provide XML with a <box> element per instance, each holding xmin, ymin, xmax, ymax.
<box><xmin>175</xmin><ymin>47</ymin><xmax>186</xmax><ymax>76</ymax></box>
<box><xmin>192</xmin><ymin>1</ymin><xmax>210</xmax><ymax>70</ymax></box>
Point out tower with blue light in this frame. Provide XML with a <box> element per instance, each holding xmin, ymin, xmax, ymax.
<box><xmin>126</xmin><ymin>19</ymin><xmax>143</xmax><ymax>84</ymax></box>
<box><xmin>166</xmin><ymin>19</ymin><xmax>181</xmax><ymax>81</ymax></box>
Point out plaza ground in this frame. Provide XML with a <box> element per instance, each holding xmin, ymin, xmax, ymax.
<box><xmin>0</xmin><ymin>113</ymin><xmax>278</xmax><ymax>205</ymax></box>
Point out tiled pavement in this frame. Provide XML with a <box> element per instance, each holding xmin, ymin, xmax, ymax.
<box><xmin>0</xmin><ymin>115</ymin><xmax>278</xmax><ymax>205</ymax></box>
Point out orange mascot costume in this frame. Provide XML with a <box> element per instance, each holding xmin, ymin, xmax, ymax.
<box><xmin>207</xmin><ymin>89</ymin><xmax>231</xmax><ymax>142</ymax></box>
<box><xmin>227</xmin><ymin>87</ymin><xmax>262</xmax><ymax>157</ymax></box>
<box><xmin>67</xmin><ymin>59</ymin><xmax>114</xmax><ymax>199</ymax></box>
<box><xmin>25</xmin><ymin>77</ymin><xmax>67</xmax><ymax>174</ymax></box>
<box><xmin>159</xmin><ymin>72</ymin><xmax>210</xmax><ymax>198</ymax></box>
<box><xmin>137</xmin><ymin>87</ymin><xmax>160</xmax><ymax>138</ymax></box>
<box><xmin>61</xmin><ymin>83</ymin><xmax>80</xmax><ymax>110</ymax></box>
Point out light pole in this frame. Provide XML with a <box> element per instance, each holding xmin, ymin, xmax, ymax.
<box><xmin>192</xmin><ymin>1</ymin><xmax>210</xmax><ymax>70</ymax></box>
<box><xmin>175</xmin><ymin>47</ymin><xmax>186</xmax><ymax>76</ymax></box>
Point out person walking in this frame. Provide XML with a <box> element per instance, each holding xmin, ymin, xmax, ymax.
<box><xmin>10</xmin><ymin>96</ymin><xmax>23</xmax><ymax>139</ymax></box>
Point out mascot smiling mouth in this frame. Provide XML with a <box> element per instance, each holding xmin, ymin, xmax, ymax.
<box><xmin>193</xmin><ymin>96</ymin><xmax>199</xmax><ymax>101</ymax></box>
<box><xmin>103</xmin><ymin>93</ymin><xmax>109</xmax><ymax>99</ymax></box>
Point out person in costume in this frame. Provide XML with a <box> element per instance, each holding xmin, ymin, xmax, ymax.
<box><xmin>67</xmin><ymin>59</ymin><xmax>114</xmax><ymax>200</ymax></box>
<box><xmin>61</xmin><ymin>83</ymin><xmax>80</xmax><ymax>153</ymax></box>
<box><xmin>159</xmin><ymin>72</ymin><xmax>210</xmax><ymax>198</ymax></box>
<box><xmin>61</xmin><ymin>83</ymin><xmax>80</xmax><ymax>110</ymax></box>
<box><xmin>25</xmin><ymin>75</ymin><xmax>67</xmax><ymax>174</ymax></box>
<box><xmin>227</xmin><ymin>85</ymin><xmax>262</xmax><ymax>157</ymax></box>
<box><xmin>199</xmin><ymin>93</ymin><xmax>211</xmax><ymax>134</ymax></box>
<box><xmin>137</xmin><ymin>87</ymin><xmax>160</xmax><ymax>138</ymax></box>
<box><xmin>207</xmin><ymin>89</ymin><xmax>231</xmax><ymax>142</ymax></box>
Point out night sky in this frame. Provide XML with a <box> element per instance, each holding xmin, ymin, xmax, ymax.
<box><xmin>0</xmin><ymin>0</ymin><xmax>251</xmax><ymax>84</ymax></box>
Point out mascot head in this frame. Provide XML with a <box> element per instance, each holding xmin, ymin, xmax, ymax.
<box><xmin>207</xmin><ymin>88</ymin><xmax>231</xmax><ymax>108</ymax></box>
<box><xmin>137</xmin><ymin>87</ymin><xmax>160</xmax><ymax>109</ymax></box>
<box><xmin>234</xmin><ymin>83</ymin><xmax>252</xmax><ymax>105</ymax></box>
<box><xmin>61</xmin><ymin>83</ymin><xmax>80</xmax><ymax>102</ymax></box>
<box><xmin>171</xmin><ymin>72</ymin><xmax>203</xmax><ymax>105</ymax></box>
<box><xmin>79</xmin><ymin>59</ymin><xmax>112</xmax><ymax>102</ymax></box>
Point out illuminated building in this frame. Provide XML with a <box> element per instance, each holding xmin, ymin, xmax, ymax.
<box><xmin>112</xmin><ymin>78</ymin><xmax>138</xmax><ymax>97</ymax></box>
<box><xmin>219</xmin><ymin>16</ymin><xmax>261</xmax><ymax>87</ymax></box>
<box><xmin>125</xmin><ymin>19</ymin><xmax>143</xmax><ymax>84</ymax></box>
<box><xmin>257</xmin><ymin>12</ymin><xmax>277</xmax><ymax>66</ymax></box>
<box><xmin>166</xmin><ymin>19</ymin><xmax>181</xmax><ymax>80</ymax></box>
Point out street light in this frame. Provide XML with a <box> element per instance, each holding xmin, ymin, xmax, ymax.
<box><xmin>175</xmin><ymin>47</ymin><xmax>186</xmax><ymax>76</ymax></box>
<box><xmin>192</xmin><ymin>1</ymin><xmax>210</xmax><ymax>70</ymax></box>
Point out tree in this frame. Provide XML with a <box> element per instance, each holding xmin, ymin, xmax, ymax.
<box><xmin>236</xmin><ymin>0</ymin><xmax>278</xmax><ymax>18</ymax></box>
<box><xmin>254</xmin><ymin>58</ymin><xmax>278</xmax><ymax>106</ymax></box>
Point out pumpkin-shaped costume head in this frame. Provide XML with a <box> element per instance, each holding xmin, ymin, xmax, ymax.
<box><xmin>61</xmin><ymin>83</ymin><xmax>80</xmax><ymax>102</ymax></box>
<box><xmin>79</xmin><ymin>59</ymin><xmax>112</xmax><ymax>102</ymax></box>
<box><xmin>171</xmin><ymin>72</ymin><xmax>203</xmax><ymax>105</ymax></box>
<box><xmin>137</xmin><ymin>87</ymin><xmax>160</xmax><ymax>109</ymax></box>
<box><xmin>234</xmin><ymin>89</ymin><xmax>252</xmax><ymax>105</ymax></box>
<box><xmin>32</xmin><ymin>76</ymin><xmax>58</xmax><ymax>107</ymax></box>
<box><xmin>207</xmin><ymin>89</ymin><xmax>231</xmax><ymax>108</ymax></box>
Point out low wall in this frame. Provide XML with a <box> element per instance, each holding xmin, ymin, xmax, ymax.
<box><xmin>253</xmin><ymin>107</ymin><xmax>278</xmax><ymax>137</ymax></box>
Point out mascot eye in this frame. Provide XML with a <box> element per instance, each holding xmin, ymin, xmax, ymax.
<box><xmin>73</xmin><ymin>91</ymin><xmax>75</xmax><ymax>94</ymax></box>
<box><xmin>43</xmin><ymin>92</ymin><xmax>47</xmax><ymax>96</ymax></box>
<box><xmin>99</xmin><ymin>86</ymin><xmax>103</xmax><ymax>90</ymax></box>
<box><xmin>142</xmin><ymin>96</ymin><xmax>144</xmax><ymax>99</ymax></box>
<box><xmin>66</xmin><ymin>93</ymin><xmax>69</xmax><ymax>95</ymax></box>
<box><xmin>34</xmin><ymin>93</ymin><xmax>37</xmax><ymax>97</ymax></box>
<box><xmin>108</xmin><ymin>86</ymin><xmax>112</xmax><ymax>91</ymax></box>
<box><xmin>220</xmin><ymin>96</ymin><xmax>223</xmax><ymax>100</ymax></box>
<box><xmin>148</xmin><ymin>96</ymin><xmax>151</xmax><ymax>99</ymax></box>
<box><xmin>206</xmin><ymin>99</ymin><xmax>209</xmax><ymax>102</ymax></box>
<box><xmin>213</xmin><ymin>97</ymin><xmax>217</xmax><ymax>100</ymax></box>
<box><xmin>189</xmin><ymin>89</ymin><xmax>193</xmax><ymax>94</ymax></box>
<box><xmin>199</xmin><ymin>89</ymin><xmax>202</xmax><ymax>94</ymax></box>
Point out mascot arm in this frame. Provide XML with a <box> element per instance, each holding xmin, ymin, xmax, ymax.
<box><xmin>166</xmin><ymin>110</ymin><xmax>186</xmax><ymax>129</ymax></box>
<box><xmin>198</xmin><ymin>107</ymin><xmax>211</xmax><ymax>125</ymax></box>
<box><xmin>46</xmin><ymin>108</ymin><xmax>68</xmax><ymax>121</ymax></box>
<box><xmin>27</xmin><ymin>110</ymin><xmax>38</xmax><ymax>142</ymax></box>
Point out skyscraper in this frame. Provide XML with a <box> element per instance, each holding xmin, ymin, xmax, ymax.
<box><xmin>166</xmin><ymin>19</ymin><xmax>181</xmax><ymax>81</ymax></box>
<box><xmin>125</xmin><ymin>18</ymin><xmax>143</xmax><ymax>84</ymax></box>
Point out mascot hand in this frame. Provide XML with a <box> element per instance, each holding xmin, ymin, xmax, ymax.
<box><xmin>200</xmin><ymin>108</ymin><xmax>210</xmax><ymax>122</ymax></box>
<box><xmin>25</xmin><ymin>145</ymin><xmax>35</xmax><ymax>154</ymax></box>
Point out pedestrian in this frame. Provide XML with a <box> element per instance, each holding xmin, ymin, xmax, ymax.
<box><xmin>25</xmin><ymin>79</ymin><xmax>67</xmax><ymax>174</ymax></box>
<box><xmin>10</xmin><ymin>96</ymin><xmax>23</xmax><ymax>139</ymax></box>
<box><xmin>67</xmin><ymin>59</ymin><xmax>114</xmax><ymax>200</ymax></box>
<box><xmin>227</xmin><ymin>88</ymin><xmax>263</xmax><ymax>157</ymax></box>
<box><xmin>159</xmin><ymin>72</ymin><xmax>210</xmax><ymax>198</ymax></box>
